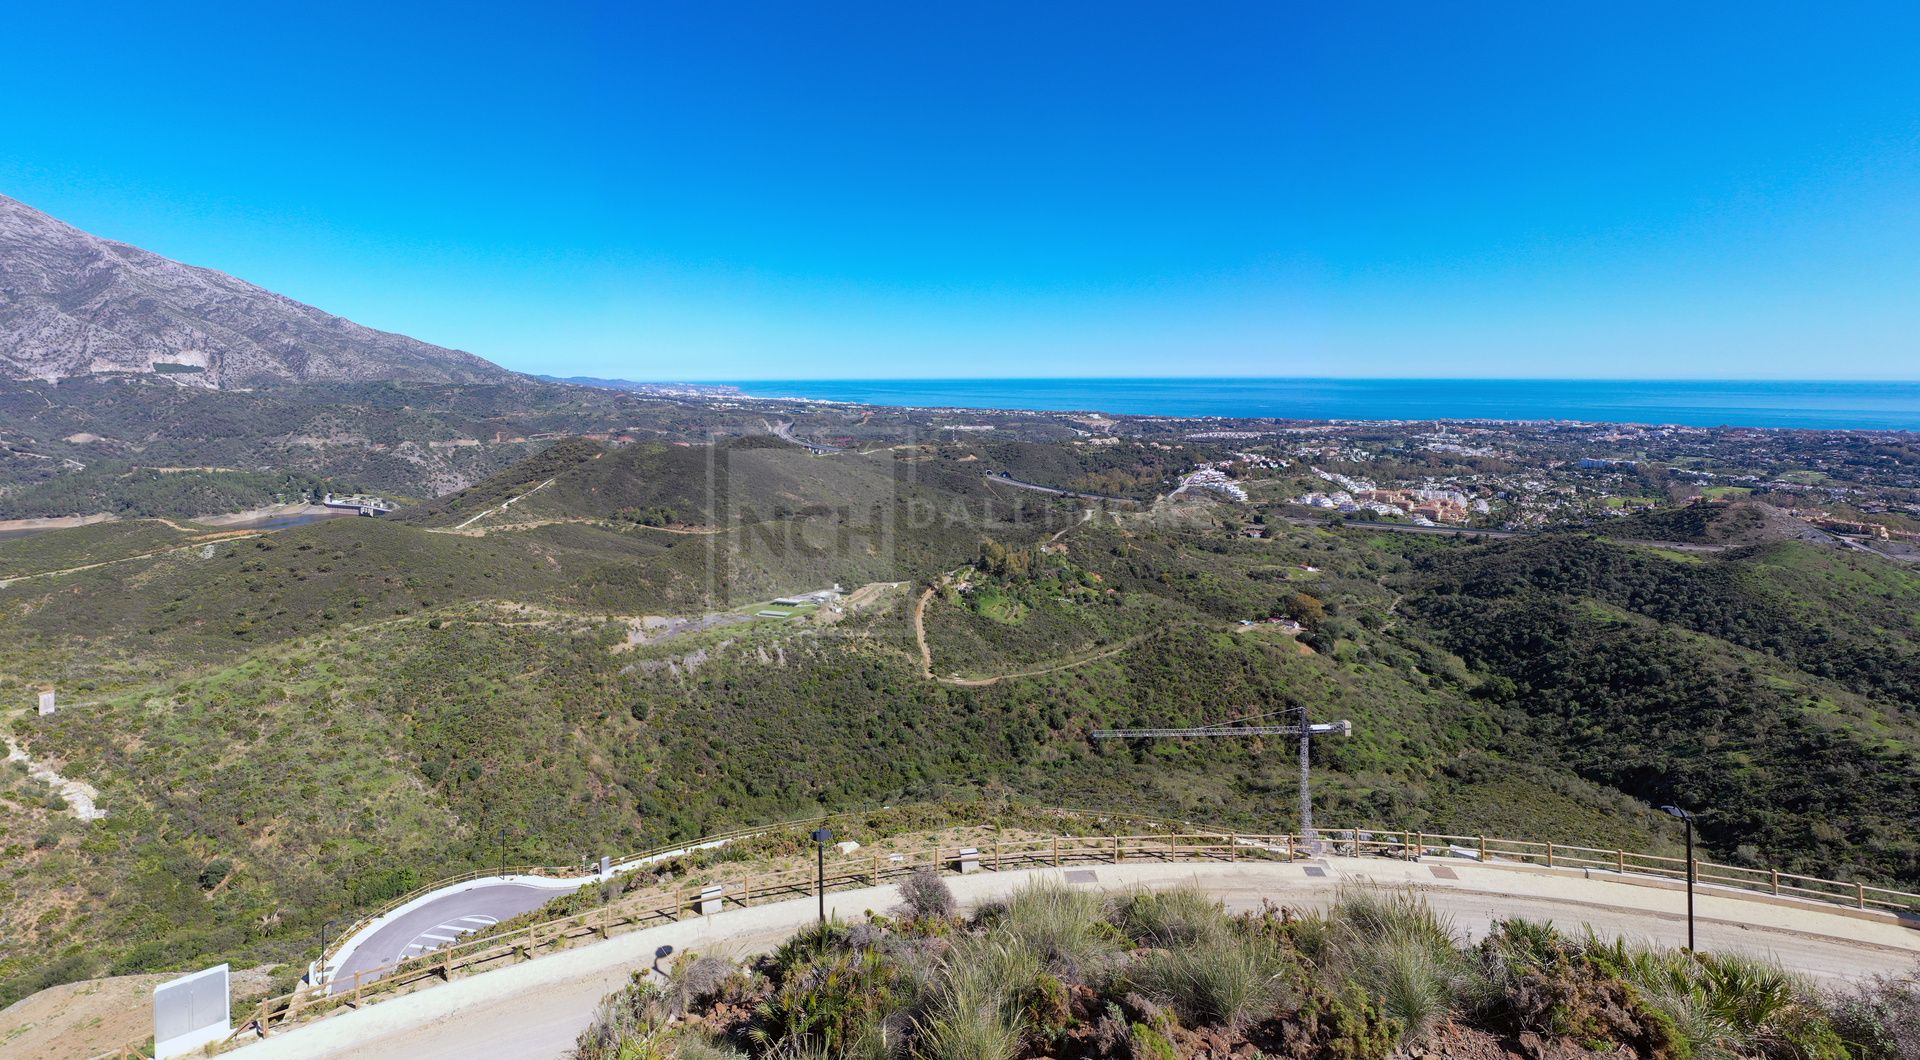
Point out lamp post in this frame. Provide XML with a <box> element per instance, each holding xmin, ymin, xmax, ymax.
<box><xmin>809</xmin><ymin>827</ymin><xmax>833</xmax><ymax>924</ymax></box>
<box><xmin>317</xmin><ymin>916</ymin><xmax>344</xmax><ymax>988</ymax></box>
<box><xmin>1661</xmin><ymin>805</ymin><xmax>1697</xmax><ymax>951</ymax></box>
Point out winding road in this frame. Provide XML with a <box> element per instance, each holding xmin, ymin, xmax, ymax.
<box><xmin>232</xmin><ymin>857</ymin><xmax>1920</xmax><ymax>1060</ymax></box>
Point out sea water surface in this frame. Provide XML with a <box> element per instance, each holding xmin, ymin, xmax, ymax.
<box><xmin>726</xmin><ymin>379</ymin><xmax>1920</xmax><ymax>431</ymax></box>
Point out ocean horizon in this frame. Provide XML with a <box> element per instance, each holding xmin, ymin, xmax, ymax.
<box><xmin>722</xmin><ymin>378</ymin><xmax>1920</xmax><ymax>431</ymax></box>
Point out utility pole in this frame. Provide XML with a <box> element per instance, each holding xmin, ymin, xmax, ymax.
<box><xmin>1091</xmin><ymin>704</ymin><xmax>1353</xmax><ymax>843</ymax></box>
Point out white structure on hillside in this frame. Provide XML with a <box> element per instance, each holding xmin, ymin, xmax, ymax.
<box><xmin>37</xmin><ymin>689</ymin><xmax>55</xmax><ymax>716</ymax></box>
<box><xmin>155</xmin><ymin>964</ymin><xmax>230</xmax><ymax>1059</ymax></box>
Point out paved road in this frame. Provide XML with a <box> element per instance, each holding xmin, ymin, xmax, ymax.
<box><xmin>984</xmin><ymin>471</ymin><xmax>1134</xmax><ymax>504</ymax></box>
<box><xmin>328</xmin><ymin>883</ymin><xmax>567</xmax><ymax>994</ymax></box>
<box><xmin>769</xmin><ymin>421</ymin><xmax>841</xmax><ymax>454</ymax></box>
<box><xmin>236</xmin><ymin>858</ymin><xmax>1920</xmax><ymax>1060</ymax></box>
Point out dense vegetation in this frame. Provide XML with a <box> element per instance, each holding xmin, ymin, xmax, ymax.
<box><xmin>576</xmin><ymin>876</ymin><xmax>1920</xmax><ymax>1060</ymax></box>
<box><xmin>3</xmin><ymin>440</ymin><xmax>1916</xmax><ymax>1017</ymax></box>
<box><xmin>1404</xmin><ymin>535</ymin><xmax>1920</xmax><ymax>884</ymax></box>
<box><xmin>0</xmin><ymin>466</ymin><xmax>349</xmax><ymax>519</ymax></box>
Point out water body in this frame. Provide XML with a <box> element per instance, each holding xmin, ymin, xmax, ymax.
<box><xmin>726</xmin><ymin>379</ymin><xmax>1920</xmax><ymax>431</ymax></box>
<box><xmin>210</xmin><ymin>511</ymin><xmax>359</xmax><ymax>532</ymax></box>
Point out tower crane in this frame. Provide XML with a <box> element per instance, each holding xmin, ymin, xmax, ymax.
<box><xmin>1090</xmin><ymin>704</ymin><xmax>1352</xmax><ymax>842</ymax></box>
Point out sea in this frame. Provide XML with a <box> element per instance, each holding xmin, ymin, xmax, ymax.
<box><xmin>724</xmin><ymin>379</ymin><xmax>1920</xmax><ymax>431</ymax></box>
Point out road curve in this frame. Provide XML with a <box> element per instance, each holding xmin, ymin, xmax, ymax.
<box><xmin>329</xmin><ymin>882</ymin><xmax>569</xmax><ymax>994</ymax></box>
<box><xmin>232</xmin><ymin>857</ymin><xmax>1920</xmax><ymax>1060</ymax></box>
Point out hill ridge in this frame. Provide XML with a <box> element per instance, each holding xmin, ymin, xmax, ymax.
<box><xmin>0</xmin><ymin>192</ymin><xmax>516</xmax><ymax>388</ymax></box>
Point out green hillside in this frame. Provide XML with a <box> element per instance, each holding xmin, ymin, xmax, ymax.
<box><xmin>1403</xmin><ymin>533</ymin><xmax>1920</xmax><ymax>884</ymax></box>
<box><xmin>4</xmin><ymin>442</ymin><xmax>1917</xmax><ymax>1012</ymax></box>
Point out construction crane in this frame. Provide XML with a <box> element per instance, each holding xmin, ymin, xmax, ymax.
<box><xmin>1090</xmin><ymin>704</ymin><xmax>1353</xmax><ymax>842</ymax></box>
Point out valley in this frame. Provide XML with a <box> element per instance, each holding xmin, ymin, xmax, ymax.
<box><xmin>3</xmin><ymin>423</ymin><xmax>1917</xmax><ymax>1027</ymax></box>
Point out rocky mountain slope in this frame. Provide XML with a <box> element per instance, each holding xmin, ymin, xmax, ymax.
<box><xmin>0</xmin><ymin>193</ymin><xmax>514</xmax><ymax>388</ymax></box>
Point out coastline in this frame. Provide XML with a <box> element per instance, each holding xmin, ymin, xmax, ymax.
<box><xmin>719</xmin><ymin>378</ymin><xmax>1920</xmax><ymax>432</ymax></box>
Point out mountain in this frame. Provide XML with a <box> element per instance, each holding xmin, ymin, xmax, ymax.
<box><xmin>0</xmin><ymin>193</ymin><xmax>515</xmax><ymax>388</ymax></box>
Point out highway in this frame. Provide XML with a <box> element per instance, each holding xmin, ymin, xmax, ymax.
<box><xmin>234</xmin><ymin>857</ymin><xmax>1920</xmax><ymax>1060</ymax></box>
<box><xmin>769</xmin><ymin>420</ymin><xmax>841</xmax><ymax>454</ymax></box>
<box><xmin>983</xmin><ymin>471</ymin><xmax>1135</xmax><ymax>504</ymax></box>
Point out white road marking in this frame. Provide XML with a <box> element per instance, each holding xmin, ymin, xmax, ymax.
<box><xmin>456</xmin><ymin>915</ymin><xmax>497</xmax><ymax>925</ymax></box>
<box><xmin>421</xmin><ymin>932</ymin><xmax>458</xmax><ymax>942</ymax></box>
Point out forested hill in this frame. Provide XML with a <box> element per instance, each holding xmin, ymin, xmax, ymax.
<box><xmin>1402</xmin><ymin>533</ymin><xmax>1920</xmax><ymax>885</ymax></box>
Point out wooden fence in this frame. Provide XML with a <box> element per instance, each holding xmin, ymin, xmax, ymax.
<box><xmin>79</xmin><ymin>818</ymin><xmax>1920</xmax><ymax>1058</ymax></box>
<box><xmin>221</xmin><ymin>827</ymin><xmax>1920</xmax><ymax>1048</ymax></box>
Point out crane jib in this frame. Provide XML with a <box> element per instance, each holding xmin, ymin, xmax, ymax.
<box><xmin>1088</xmin><ymin>722</ymin><xmax>1351</xmax><ymax>738</ymax></box>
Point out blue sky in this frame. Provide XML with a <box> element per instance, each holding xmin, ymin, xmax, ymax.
<box><xmin>3</xmin><ymin>2</ymin><xmax>1917</xmax><ymax>380</ymax></box>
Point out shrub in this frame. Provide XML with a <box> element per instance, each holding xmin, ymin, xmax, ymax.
<box><xmin>913</xmin><ymin>995</ymin><xmax>1023</xmax><ymax>1060</ymax></box>
<box><xmin>1123</xmin><ymin>934</ymin><xmax>1292</xmax><ymax>1032</ymax></box>
<box><xmin>1316</xmin><ymin>886</ymin><xmax>1477</xmax><ymax>1047</ymax></box>
<box><xmin>1108</xmin><ymin>886</ymin><xmax>1229</xmax><ymax>948</ymax></box>
<box><xmin>1829</xmin><ymin>964</ymin><xmax>1920</xmax><ymax>1060</ymax></box>
<box><xmin>668</xmin><ymin>953</ymin><xmax>743</xmax><ymax>1015</ymax></box>
<box><xmin>751</xmin><ymin>947</ymin><xmax>902</xmax><ymax>1056</ymax></box>
<box><xmin>991</xmin><ymin>880</ymin><xmax>1117</xmax><ymax>976</ymax></box>
<box><xmin>572</xmin><ymin>975</ymin><xmax>672</xmax><ymax>1060</ymax></box>
<box><xmin>898</xmin><ymin>867</ymin><xmax>957</xmax><ymax>920</ymax></box>
<box><xmin>1277</xmin><ymin>980</ymin><xmax>1399</xmax><ymax>1060</ymax></box>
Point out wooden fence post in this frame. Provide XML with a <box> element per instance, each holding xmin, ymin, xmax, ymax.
<box><xmin>1858</xmin><ymin>882</ymin><xmax>1867</xmax><ymax>910</ymax></box>
<box><xmin>1478</xmin><ymin>835</ymin><xmax>1488</xmax><ymax>862</ymax></box>
<box><xmin>1546</xmin><ymin>841</ymin><xmax>1555</xmax><ymax>868</ymax></box>
<box><xmin>1414</xmin><ymin>831</ymin><xmax>1424</xmax><ymax>858</ymax></box>
<box><xmin>1228</xmin><ymin>834</ymin><xmax>1237</xmax><ymax>862</ymax></box>
<box><xmin>1052</xmin><ymin>836</ymin><xmax>1060</xmax><ymax>867</ymax></box>
<box><xmin>1616</xmin><ymin>850</ymin><xmax>1625</xmax><ymax>874</ymax></box>
<box><xmin>1285</xmin><ymin>834</ymin><xmax>1295</xmax><ymax>862</ymax></box>
<box><xmin>1770</xmin><ymin>868</ymin><xmax>1780</xmax><ymax>896</ymax></box>
<box><xmin>994</xmin><ymin>840</ymin><xmax>1002</xmax><ymax>870</ymax></box>
<box><xmin>351</xmin><ymin>971</ymin><xmax>364</xmax><ymax>1008</ymax></box>
<box><xmin>1114</xmin><ymin>836</ymin><xmax>1122</xmax><ymax>864</ymax></box>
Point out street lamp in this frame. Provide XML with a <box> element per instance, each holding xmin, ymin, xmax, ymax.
<box><xmin>1661</xmin><ymin>805</ymin><xmax>1697</xmax><ymax>951</ymax></box>
<box><xmin>317</xmin><ymin>916</ymin><xmax>345</xmax><ymax>988</ymax></box>
<box><xmin>809</xmin><ymin>827</ymin><xmax>834</xmax><ymax>924</ymax></box>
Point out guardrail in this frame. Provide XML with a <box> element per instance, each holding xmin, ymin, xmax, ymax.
<box><xmin>315</xmin><ymin>809</ymin><xmax>885</xmax><ymax>973</ymax></box>
<box><xmin>315</xmin><ymin>806</ymin><xmax>1216</xmax><ymax>973</ymax></box>
<box><xmin>220</xmin><ymin>824</ymin><xmax>1920</xmax><ymax>1049</ymax></box>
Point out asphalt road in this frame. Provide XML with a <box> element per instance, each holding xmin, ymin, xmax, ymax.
<box><xmin>241</xmin><ymin>859</ymin><xmax>1920</xmax><ymax>1060</ymax></box>
<box><xmin>328</xmin><ymin>883</ymin><xmax>567</xmax><ymax>994</ymax></box>
<box><xmin>983</xmin><ymin>471</ymin><xmax>1133</xmax><ymax>503</ymax></box>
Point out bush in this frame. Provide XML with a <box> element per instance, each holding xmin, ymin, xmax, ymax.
<box><xmin>990</xmin><ymin>880</ymin><xmax>1117</xmax><ymax>976</ymax></box>
<box><xmin>1123</xmin><ymin>934</ymin><xmax>1292</xmax><ymax>1032</ymax></box>
<box><xmin>1108</xmin><ymin>886</ymin><xmax>1229</xmax><ymax>948</ymax></box>
<box><xmin>1829</xmin><ymin>963</ymin><xmax>1920</xmax><ymax>1060</ymax></box>
<box><xmin>1277</xmin><ymin>980</ymin><xmax>1399</xmax><ymax>1060</ymax></box>
<box><xmin>898</xmin><ymin>867</ymin><xmax>957</xmax><ymax>920</ymax></box>
<box><xmin>572</xmin><ymin>975</ymin><xmax>672</xmax><ymax>1060</ymax></box>
<box><xmin>1316</xmin><ymin>886</ymin><xmax>1478</xmax><ymax>1047</ymax></box>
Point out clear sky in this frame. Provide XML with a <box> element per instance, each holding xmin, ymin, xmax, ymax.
<box><xmin>3</xmin><ymin>2</ymin><xmax>1917</xmax><ymax>380</ymax></box>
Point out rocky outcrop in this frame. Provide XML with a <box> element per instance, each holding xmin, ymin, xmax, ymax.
<box><xmin>0</xmin><ymin>192</ymin><xmax>516</xmax><ymax>388</ymax></box>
